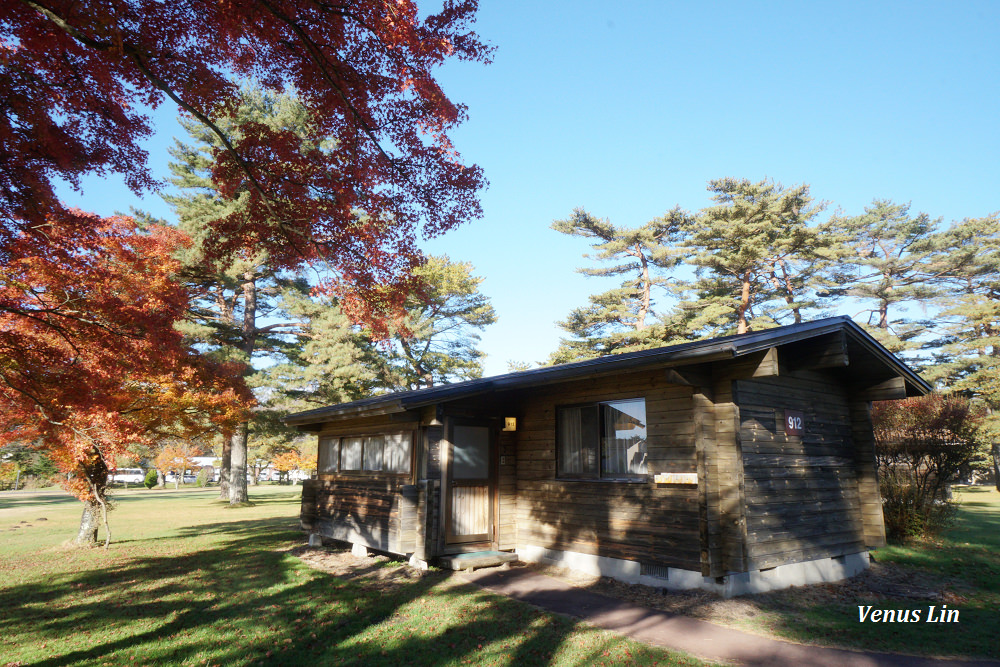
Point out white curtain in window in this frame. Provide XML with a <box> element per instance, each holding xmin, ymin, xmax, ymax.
<box><xmin>364</xmin><ymin>435</ymin><xmax>384</xmax><ymax>471</ymax></box>
<box><xmin>384</xmin><ymin>433</ymin><xmax>411</xmax><ymax>473</ymax></box>
<box><xmin>318</xmin><ymin>437</ymin><xmax>339</xmax><ymax>473</ymax></box>
<box><xmin>341</xmin><ymin>437</ymin><xmax>363</xmax><ymax>470</ymax></box>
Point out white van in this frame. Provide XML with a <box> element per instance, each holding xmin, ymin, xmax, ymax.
<box><xmin>109</xmin><ymin>468</ymin><xmax>145</xmax><ymax>484</ymax></box>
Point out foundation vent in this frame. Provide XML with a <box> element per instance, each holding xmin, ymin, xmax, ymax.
<box><xmin>641</xmin><ymin>563</ymin><xmax>670</xmax><ymax>580</ymax></box>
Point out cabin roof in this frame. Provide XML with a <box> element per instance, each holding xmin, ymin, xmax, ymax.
<box><xmin>284</xmin><ymin>316</ymin><xmax>931</xmax><ymax>427</ymax></box>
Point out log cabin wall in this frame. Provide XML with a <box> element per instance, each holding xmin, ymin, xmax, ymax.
<box><xmin>513</xmin><ymin>369</ymin><xmax>702</xmax><ymax>572</ymax></box>
<box><xmin>733</xmin><ymin>371</ymin><xmax>867</xmax><ymax>571</ymax></box>
<box><xmin>304</xmin><ymin>415</ymin><xmax>421</xmax><ymax>555</ymax></box>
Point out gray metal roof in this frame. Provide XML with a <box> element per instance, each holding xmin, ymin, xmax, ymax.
<box><xmin>284</xmin><ymin>316</ymin><xmax>931</xmax><ymax>426</ymax></box>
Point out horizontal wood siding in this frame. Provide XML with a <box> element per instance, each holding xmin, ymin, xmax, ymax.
<box><xmin>304</xmin><ymin>414</ymin><xmax>423</xmax><ymax>555</ymax></box>
<box><xmin>514</xmin><ymin>370</ymin><xmax>702</xmax><ymax>571</ymax></box>
<box><xmin>735</xmin><ymin>372</ymin><xmax>867</xmax><ymax>570</ymax></box>
<box><xmin>307</xmin><ymin>477</ymin><xmax>408</xmax><ymax>553</ymax></box>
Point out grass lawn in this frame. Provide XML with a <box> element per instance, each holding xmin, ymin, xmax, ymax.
<box><xmin>0</xmin><ymin>485</ymin><xmax>709</xmax><ymax>666</ymax></box>
<box><xmin>727</xmin><ymin>485</ymin><xmax>1000</xmax><ymax>660</ymax></box>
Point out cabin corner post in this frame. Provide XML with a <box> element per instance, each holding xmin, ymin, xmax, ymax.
<box><xmin>713</xmin><ymin>373</ymin><xmax>749</xmax><ymax>576</ymax></box>
<box><xmin>693</xmin><ymin>383</ymin><xmax>716</xmax><ymax>577</ymax></box>
<box><xmin>300</xmin><ymin>479</ymin><xmax>319</xmax><ymax>532</ymax></box>
<box><xmin>849</xmin><ymin>399</ymin><xmax>887</xmax><ymax>548</ymax></box>
<box><xmin>693</xmin><ymin>367</ymin><xmax>748</xmax><ymax>578</ymax></box>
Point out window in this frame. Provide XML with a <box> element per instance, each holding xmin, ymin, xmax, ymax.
<box><xmin>341</xmin><ymin>437</ymin><xmax>363</xmax><ymax>471</ymax></box>
<box><xmin>318</xmin><ymin>437</ymin><xmax>339</xmax><ymax>473</ymax></box>
<box><xmin>557</xmin><ymin>398</ymin><xmax>647</xmax><ymax>480</ymax></box>
<box><xmin>384</xmin><ymin>433</ymin><xmax>412</xmax><ymax>473</ymax></box>
<box><xmin>317</xmin><ymin>432</ymin><xmax>412</xmax><ymax>474</ymax></box>
<box><xmin>363</xmin><ymin>436</ymin><xmax>384</xmax><ymax>471</ymax></box>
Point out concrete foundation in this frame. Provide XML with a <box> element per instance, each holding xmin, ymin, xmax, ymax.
<box><xmin>517</xmin><ymin>544</ymin><xmax>870</xmax><ymax>597</ymax></box>
<box><xmin>408</xmin><ymin>554</ymin><xmax>430</xmax><ymax>570</ymax></box>
<box><xmin>351</xmin><ymin>542</ymin><xmax>370</xmax><ymax>558</ymax></box>
<box><xmin>308</xmin><ymin>534</ymin><xmax>323</xmax><ymax>547</ymax></box>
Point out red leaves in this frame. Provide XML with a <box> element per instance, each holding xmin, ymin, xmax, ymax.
<box><xmin>0</xmin><ymin>210</ymin><xmax>249</xmax><ymax>501</ymax></box>
<box><xmin>2</xmin><ymin>0</ymin><xmax>489</xmax><ymax>330</ymax></box>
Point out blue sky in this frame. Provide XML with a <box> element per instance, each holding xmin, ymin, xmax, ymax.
<box><xmin>58</xmin><ymin>1</ymin><xmax>1000</xmax><ymax>376</ymax></box>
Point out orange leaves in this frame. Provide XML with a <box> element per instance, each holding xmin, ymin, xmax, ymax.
<box><xmin>271</xmin><ymin>450</ymin><xmax>305</xmax><ymax>473</ymax></box>
<box><xmin>3</xmin><ymin>0</ymin><xmax>489</xmax><ymax>334</ymax></box>
<box><xmin>0</xmin><ymin>209</ymin><xmax>249</xmax><ymax>501</ymax></box>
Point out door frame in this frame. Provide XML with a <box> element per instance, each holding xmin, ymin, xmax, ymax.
<box><xmin>443</xmin><ymin>418</ymin><xmax>496</xmax><ymax>547</ymax></box>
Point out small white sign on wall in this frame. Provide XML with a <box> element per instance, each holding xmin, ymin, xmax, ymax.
<box><xmin>653</xmin><ymin>472</ymin><xmax>698</xmax><ymax>485</ymax></box>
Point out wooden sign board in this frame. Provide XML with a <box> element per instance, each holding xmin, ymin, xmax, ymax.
<box><xmin>653</xmin><ymin>472</ymin><xmax>698</xmax><ymax>485</ymax></box>
<box><xmin>784</xmin><ymin>409</ymin><xmax>805</xmax><ymax>436</ymax></box>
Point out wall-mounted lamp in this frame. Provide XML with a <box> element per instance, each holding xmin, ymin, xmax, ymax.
<box><xmin>502</xmin><ymin>417</ymin><xmax>517</xmax><ymax>432</ymax></box>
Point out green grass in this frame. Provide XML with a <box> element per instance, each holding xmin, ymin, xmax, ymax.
<box><xmin>0</xmin><ymin>486</ymin><xmax>709</xmax><ymax>666</ymax></box>
<box><xmin>733</xmin><ymin>485</ymin><xmax>1000</xmax><ymax>659</ymax></box>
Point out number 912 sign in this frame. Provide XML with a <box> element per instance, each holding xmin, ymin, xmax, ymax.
<box><xmin>784</xmin><ymin>410</ymin><xmax>805</xmax><ymax>436</ymax></box>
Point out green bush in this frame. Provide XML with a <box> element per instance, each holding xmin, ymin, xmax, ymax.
<box><xmin>143</xmin><ymin>469</ymin><xmax>158</xmax><ymax>489</ymax></box>
<box><xmin>195</xmin><ymin>468</ymin><xmax>209</xmax><ymax>488</ymax></box>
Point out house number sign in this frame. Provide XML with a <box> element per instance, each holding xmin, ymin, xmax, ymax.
<box><xmin>784</xmin><ymin>409</ymin><xmax>805</xmax><ymax>436</ymax></box>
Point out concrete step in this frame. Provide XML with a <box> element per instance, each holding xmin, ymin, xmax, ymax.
<box><xmin>440</xmin><ymin>550</ymin><xmax>518</xmax><ymax>572</ymax></box>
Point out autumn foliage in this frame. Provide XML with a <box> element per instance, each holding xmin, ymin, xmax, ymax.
<box><xmin>0</xmin><ymin>210</ymin><xmax>247</xmax><ymax>507</ymax></box>
<box><xmin>1</xmin><ymin>0</ymin><xmax>490</xmax><ymax>329</ymax></box>
<box><xmin>872</xmin><ymin>394</ymin><xmax>985</xmax><ymax>539</ymax></box>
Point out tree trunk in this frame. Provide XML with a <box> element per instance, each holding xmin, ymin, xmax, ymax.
<box><xmin>993</xmin><ymin>442</ymin><xmax>1000</xmax><ymax>492</ymax></box>
<box><xmin>737</xmin><ymin>274</ymin><xmax>751</xmax><ymax>334</ymax></box>
<box><xmin>635</xmin><ymin>246</ymin><xmax>650</xmax><ymax>331</ymax></box>
<box><xmin>229</xmin><ymin>422</ymin><xmax>249</xmax><ymax>504</ymax></box>
<box><xmin>156</xmin><ymin>470</ymin><xmax>165</xmax><ymax>488</ymax></box>
<box><xmin>73</xmin><ymin>498</ymin><xmax>101</xmax><ymax>546</ymax></box>
<box><xmin>218</xmin><ymin>436</ymin><xmax>231</xmax><ymax>499</ymax></box>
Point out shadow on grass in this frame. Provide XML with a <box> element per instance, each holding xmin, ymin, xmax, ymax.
<box><xmin>0</xmin><ymin>515</ymin><xmax>589</xmax><ymax>666</ymax></box>
<box><xmin>0</xmin><ymin>490</ymin><xmax>78</xmax><ymax>510</ymax></box>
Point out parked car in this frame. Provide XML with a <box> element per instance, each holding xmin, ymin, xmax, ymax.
<box><xmin>108</xmin><ymin>468</ymin><xmax>145</xmax><ymax>485</ymax></box>
<box><xmin>164</xmin><ymin>472</ymin><xmax>197</xmax><ymax>484</ymax></box>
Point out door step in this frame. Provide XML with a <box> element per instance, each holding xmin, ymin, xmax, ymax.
<box><xmin>440</xmin><ymin>551</ymin><xmax>518</xmax><ymax>572</ymax></box>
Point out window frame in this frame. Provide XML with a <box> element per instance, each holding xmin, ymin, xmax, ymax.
<box><xmin>317</xmin><ymin>430</ymin><xmax>414</xmax><ymax>477</ymax></box>
<box><xmin>556</xmin><ymin>397</ymin><xmax>649</xmax><ymax>482</ymax></box>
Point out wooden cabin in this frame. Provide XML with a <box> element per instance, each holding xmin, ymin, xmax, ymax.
<box><xmin>286</xmin><ymin>316</ymin><xmax>929</xmax><ymax>596</ymax></box>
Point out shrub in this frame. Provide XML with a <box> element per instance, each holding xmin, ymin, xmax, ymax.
<box><xmin>195</xmin><ymin>467</ymin><xmax>209</xmax><ymax>488</ymax></box>
<box><xmin>873</xmin><ymin>394</ymin><xmax>984</xmax><ymax>541</ymax></box>
<box><xmin>144</xmin><ymin>469</ymin><xmax>158</xmax><ymax>489</ymax></box>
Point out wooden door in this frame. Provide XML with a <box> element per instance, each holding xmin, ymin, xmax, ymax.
<box><xmin>445</xmin><ymin>422</ymin><xmax>493</xmax><ymax>545</ymax></box>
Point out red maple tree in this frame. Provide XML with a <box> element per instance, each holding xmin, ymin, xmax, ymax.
<box><xmin>1</xmin><ymin>1</ymin><xmax>489</xmax><ymax>513</ymax></box>
<box><xmin>0</xmin><ymin>210</ymin><xmax>249</xmax><ymax>545</ymax></box>
<box><xmin>2</xmin><ymin>0</ymin><xmax>489</xmax><ymax>318</ymax></box>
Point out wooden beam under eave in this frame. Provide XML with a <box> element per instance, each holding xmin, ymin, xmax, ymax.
<box><xmin>751</xmin><ymin>347</ymin><xmax>780</xmax><ymax>378</ymax></box>
<box><xmin>857</xmin><ymin>376</ymin><xmax>908</xmax><ymax>401</ymax></box>
<box><xmin>665</xmin><ymin>364</ymin><xmax>714</xmax><ymax>388</ymax></box>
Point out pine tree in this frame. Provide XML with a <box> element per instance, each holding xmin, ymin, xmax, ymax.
<box><xmin>682</xmin><ymin>178</ymin><xmax>828</xmax><ymax>336</ymax></box>
<box><xmin>820</xmin><ymin>199</ymin><xmax>946</xmax><ymax>353</ymax></box>
<box><xmin>165</xmin><ymin>91</ymin><xmax>339</xmax><ymax>504</ymax></box>
<box><xmin>549</xmin><ymin>207</ymin><xmax>691</xmax><ymax>362</ymax></box>
<box><xmin>923</xmin><ymin>214</ymin><xmax>1000</xmax><ymax>485</ymax></box>
<box><xmin>373</xmin><ymin>256</ymin><xmax>496</xmax><ymax>390</ymax></box>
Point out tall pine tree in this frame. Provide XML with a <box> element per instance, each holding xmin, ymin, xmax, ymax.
<box><xmin>166</xmin><ymin>91</ymin><xmax>336</xmax><ymax>504</ymax></box>
<box><xmin>681</xmin><ymin>178</ymin><xmax>827</xmax><ymax>336</ymax></box>
<box><xmin>820</xmin><ymin>199</ymin><xmax>946</xmax><ymax>353</ymax></box>
<box><xmin>371</xmin><ymin>255</ymin><xmax>496</xmax><ymax>390</ymax></box>
<box><xmin>549</xmin><ymin>207</ymin><xmax>691</xmax><ymax>362</ymax></box>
